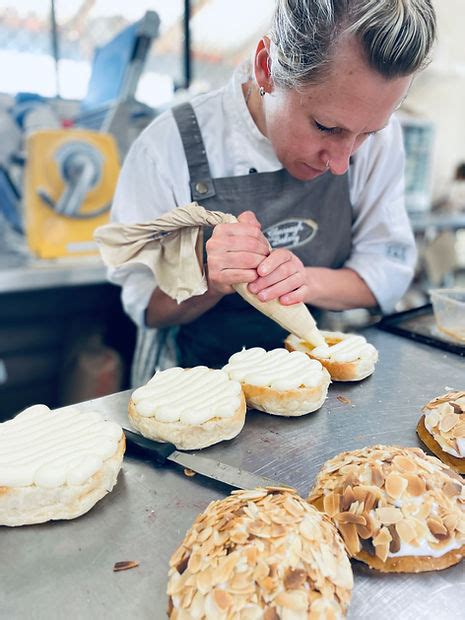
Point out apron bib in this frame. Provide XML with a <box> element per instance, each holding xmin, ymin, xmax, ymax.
<box><xmin>172</xmin><ymin>102</ymin><xmax>353</xmax><ymax>368</ymax></box>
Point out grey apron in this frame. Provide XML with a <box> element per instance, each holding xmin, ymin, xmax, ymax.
<box><xmin>171</xmin><ymin>102</ymin><xmax>353</xmax><ymax>369</ymax></box>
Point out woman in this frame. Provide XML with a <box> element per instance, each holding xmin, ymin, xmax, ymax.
<box><xmin>110</xmin><ymin>0</ymin><xmax>436</xmax><ymax>379</ymax></box>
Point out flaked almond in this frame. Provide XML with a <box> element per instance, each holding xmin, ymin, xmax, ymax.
<box><xmin>370</xmin><ymin>464</ymin><xmax>384</xmax><ymax>487</ymax></box>
<box><xmin>263</xmin><ymin>608</ymin><xmax>280</xmax><ymax>620</ymax></box>
<box><xmin>373</xmin><ymin>526</ymin><xmax>392</xmax><ymax>547</ymax></box>
<box><xmin>323</xmin><ymin>492</ymin><xmax>341</xmax><ymax>517</ymax></box>
<box><xmin>404</xmin><ymin>474</ymin><xmax>426</xmax><ymax>497</ymax></box>
<box><xmin>338</xmin><ymin>522</ymin><xmax>361</xmax><ymax>556</ymax></box>
<box><xmin>427</xmin><ymin>518</ymin><xmax>448</xmax><ymax>539</ymax></box>
<box><xmin>341</xmin><ymin>485</ymin><xmax>356</xmax><ymax>511</ymax></box>
<box><xmin>439</xmin><ymin>414</ymin><xmax>459</xmax><ymax>433</ymax></box>
<box><xmin>392</xmin><ymin>455</ymin><xmax>417</xmax><ymax>473</ymax></box>
<box><xmin>442</xmin><ymin>480</ymin><xmax>462</xmax><ymax>498</ymax></box>
<box><xmin>396</xmin><ymin>519</ymin><xmax>417</xmax><ymax>545</ymax></box>
<box><xmin>377</xmin><ymin>506</ymin><xmax>403</xmax><ymax>525</ymax></box>
<box><xmin>442</xmin><ymin>512</ymin><xmax>459</xmax><ymax>533</ymax></box>
<box><xmin>336</xmin><ymin>511</ymin><xmax>366</xmax><ymax>526</ymax></box>
<box><xmin>113</xmin><ymin>560</ymin><xmax>139</xmax><ymax>572</ymax></box>
<box><xmin>374</xmin><ymin>542</ymin><xmax>390</xmax><ymax>563</ymax></box>
<box><xmin>284</xmin><ymin>568</ymin><xmax>307</xmax><ymax>590</ymax></box>
<box><xmin>183</xmin><ymin>468</ymin><xmax>196</xmax><ymax>477</ymax></box>
<box><xmin>452</xmin><ymin>422</ymin><xmax>465</xmax><ymax>438</ymax></box>
<box><xmin>385</xmin><ymin>473</ymin><xmax>408</xmax><ymax>500</ymax></box>
<box><xmin>274</xmin><ymin>589</ymin><xmax>308</xmax><ymax>611</ymax></box>
<box><xmin>337</xmin><ymin>395</ymin><xmax>352</xmax><ymax>405</ymax></box>
<box><xmin>211</xmin><ymin>588</ymin><xmax>233</xmax><ymax>611</ymax></box>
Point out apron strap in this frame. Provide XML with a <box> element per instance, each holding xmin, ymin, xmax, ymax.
<box><xmin>171</xmin><ymin>102</ymin><xmax>216</xmax><ymax>200</ymax></box>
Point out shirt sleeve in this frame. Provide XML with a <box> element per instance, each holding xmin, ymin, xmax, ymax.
<box><xmin>107</xmin><ymin>123</ymin><xmax>188</xmax><ymax>327</ymax></box>
<box><xmin>346</xmin><ymin>115</ymin><xmax>416</xmax><ymax>314</ymax></box>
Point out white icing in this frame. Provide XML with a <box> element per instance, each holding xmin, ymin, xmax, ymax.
<box><xmin>0</xmin><ymin>405</ymin><xmax>123</xmax><ymax>488</ymax></box>
<box><xmin>223</xmin><ymin>347</ymin><xmax>324</xmax><ymax>390</ymax></box>
<box><xmin>312</xmin><ymin>331</ymin><xmax>377</xmax><ymax>363</ymax></box>
<box><xmin>388</xmin><ymin>538</ymin><xmax>464</xmax><ymax>559</ymax></box>
<box><xmin>132</xmin><ymin>366</ymin><xmax>242</xmax><ymax>425</ymax></box>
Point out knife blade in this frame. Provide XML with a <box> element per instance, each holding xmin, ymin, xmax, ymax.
<box><xmin>123</xmin><ymin>428</ymin><xmax>289</xmax><ymax>491</ymax></box>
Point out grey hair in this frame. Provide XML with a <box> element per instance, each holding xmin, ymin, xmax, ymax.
<box><xmin>268</xmin><ymin>0</ymin><xmax>437</xmax><ymax>88</ymax></box>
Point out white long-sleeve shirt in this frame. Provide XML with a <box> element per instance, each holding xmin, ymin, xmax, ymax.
<box><xmin>110</xmin><ymin>66</ymin><xmax>416</xmax><ymax>326</ymax></box>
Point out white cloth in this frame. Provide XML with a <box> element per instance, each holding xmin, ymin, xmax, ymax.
<box><xmin>110</xmin><ymin>65</ymin><xmax>416</xmax><ymax>326</ymax></box>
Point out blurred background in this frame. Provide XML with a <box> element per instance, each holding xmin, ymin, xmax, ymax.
<box><xmin>0</xmin><ymin>0</ymin><xmax>464</xmax><ymax>418</ymax></box>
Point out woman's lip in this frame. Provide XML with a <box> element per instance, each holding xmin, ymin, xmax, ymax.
<box><xmin>299</xmin><ymin>162</ymin><xmax>325</xmax><ymax>174</ymax></box>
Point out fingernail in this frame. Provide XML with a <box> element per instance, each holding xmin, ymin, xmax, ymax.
<box><xmin>248</xmin><ymin>284</ymin><xmax>257</xmax><ymax>293</ymax></box>
<box><xmin>258</xmin><ymin>291</ymin><xmax>267</xmax><ymax>301</ymax></box>
<box><xmin>260</xmin><ymin>265</ymin><xmax>268</xmax><ymax>275</ymax></box>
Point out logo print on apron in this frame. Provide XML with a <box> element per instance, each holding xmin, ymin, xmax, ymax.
<box><xmin>263</xmin><ymin>218</ymin><xmax>318</xmax><ymax>249</ymax></box>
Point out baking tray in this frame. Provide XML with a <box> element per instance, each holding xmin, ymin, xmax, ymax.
<box><xmin>377</xmin><ymin>304</ymin><xmax>465</xmax><ymax>356</ymax></box>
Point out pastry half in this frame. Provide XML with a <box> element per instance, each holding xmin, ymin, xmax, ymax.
<box><xmin>285</xmin><ymin>330</ymin><xmax>378</xmax><ymax>382</ymax></box>
<box><xmin>223</xmin><ymin>347</ymin><xmax>330</xmax><ymax>416</ymax></box>
<box><xmin>308</xmin><ymin>445</ymin><xmax>465</xmax><ymax>573</ymax></box>
<box><xmin>129</xmin><ymin>366</ymin><xmax>246</xmax><ymax>450</ymax></box>
<box><xmin>417</xmin><ymin>391</ymin><xmax>465</xmax><ymax>474</ymax></box>
<box><xmin>167</xmin><ymin>486</ymin><xmax>353</xmax><ymax>618</ymax></box>
<box><xmin>0</xmin><ymin>404</ymin><xmax>125</xmax><ymax>527</ymax></box>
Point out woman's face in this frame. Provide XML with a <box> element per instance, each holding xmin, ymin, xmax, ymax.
<box><xmin>258</xmin><ymin>38</ymin><xmax>412</xmax><ymax>181</ymax></box>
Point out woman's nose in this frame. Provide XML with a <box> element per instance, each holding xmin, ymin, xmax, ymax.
<box><xmin>325</xmin><ymin>137</ymin><xmax>356</xmax><ymax>175</ymax></box>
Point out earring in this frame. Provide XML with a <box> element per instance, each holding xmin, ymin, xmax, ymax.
<box><xmin>259</xmin><ymin>86</ymin><xmax>266</xmax><ymax>97</ymax></box>
<box><xmin>325</xmin><ymin>159</ymin><xmax>331</xmax><ymax>169</ymax></box>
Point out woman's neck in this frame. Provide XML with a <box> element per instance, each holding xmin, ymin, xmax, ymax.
<box><xmin>241</xmin><ymin>78</ymin><xmax>268</xmax><ymax>138</ymax></box>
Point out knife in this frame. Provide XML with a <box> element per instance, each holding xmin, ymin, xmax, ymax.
<box><xmin>123</xmin><ymin>427</ymin><xmax>289</xmax><ymax>491</ymax></box>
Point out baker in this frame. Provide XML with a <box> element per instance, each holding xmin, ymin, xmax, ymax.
<box><xmin>109</xmin><ymin>0</ymin><xmax>436</xmax><ymax>377</ymax></box>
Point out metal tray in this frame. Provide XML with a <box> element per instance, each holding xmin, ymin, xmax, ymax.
<box><xmin>377</xmin><ymin>304</ymin><xmax>465</xmax><ymax>356</ymax></box>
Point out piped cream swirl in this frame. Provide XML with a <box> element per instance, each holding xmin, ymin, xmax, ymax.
<box><xmin>223</xmin><ymin>347</ymin><xmax>325</xmax><ymax>390</ymax></box>
<box><xmin>131</xmin><ymin>366</ymin><xmax>242</xmax><ymax>425</ymax></box>
<box><xmin>0</xmin><ymin>405</ymin><xmax>123</xmax><ymax>488</ymax></box>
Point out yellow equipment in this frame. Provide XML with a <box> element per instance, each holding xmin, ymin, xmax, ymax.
<box><xmin>24</xmin><ymin>129</ymin><xmax>120</xmax><ymax>259</ymax></box>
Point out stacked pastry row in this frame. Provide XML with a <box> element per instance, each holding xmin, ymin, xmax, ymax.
<box><xmin>129</xmin><ymin>330</ymin><xmax>378</xmax><ymax>450</ymax></box>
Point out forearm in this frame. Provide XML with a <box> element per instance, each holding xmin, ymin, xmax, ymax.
<box><xmin>145</xmin><ymin>286</ymin><xmax>223</xmax><ymax>328</ymax></box>
<box><xmin>304</xmin><ymin>267</ymin><xmax>377</xmax><ymax>310</ymax></box>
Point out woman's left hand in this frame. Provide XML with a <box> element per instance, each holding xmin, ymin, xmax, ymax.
<box><xmin>247</xmin><ymin>248</ymin><xmax>308</xmax><ymax>305</ymax></box>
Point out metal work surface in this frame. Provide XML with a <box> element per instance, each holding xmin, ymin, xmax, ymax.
<box><xmin>2</xmin><ymin>329</ymin><xmax>464</xmax><ymax>619</ymax></box>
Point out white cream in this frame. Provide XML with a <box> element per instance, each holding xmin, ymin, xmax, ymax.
<box><xmin>311</xmin><ymin>331</ymin><xmax>377</xmax><ymax>363</ymax></box>
<box><xmin>223</xmin><ymin>347</ymin><xmax>324</xmax><ymax>390</ymax></box>
<box><xmin>132</xmin><ymin>366</ymin><xmax>242</xmax><ymax>425</ymax></box>
<box><xmin>388</xmin><ymin>538</ymin><xmax>464</xmax><ymax>559</ymax></box>
<box><xmin>0</xmin><ymin>405</ymin><xmax>123</xmax><ymax>488</ymax></box>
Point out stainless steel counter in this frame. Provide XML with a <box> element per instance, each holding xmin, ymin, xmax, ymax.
<box><xmin>2</xmin><ymin>329</ymin><xmax>464</xmax><ymax>619</ymax></box>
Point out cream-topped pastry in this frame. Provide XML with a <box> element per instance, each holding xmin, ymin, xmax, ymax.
<box><xmin>168</xmin><ymin>487</ymin><xmax>353</xmax><ymax>619</ymax></box>
<box><xmin>417</xmin><ymin>391</ymin><xmax>465</xmax><ymax>474</ymax></box>
<box><xmin>0</xmin><ymin>404</ymin><xmax>125</xmax><ymax>527</ymax></box>
<box><xmin>308</xmin><ymin>445</ymin><xmax>465</xmax><ymax>573</ymax></box>
<box><xmin>223</xmin><ymin>347</ymin><xmax>330</xmax><ymax>416</ymax></box>
<box><xmin>285</xmin><ymin>330</ymin><xmax>378</xmax><ymax>381</ymax></box>
<box><xmin>128</xmin><ymin>366</ymin><xmax>246</xmax><ymax>450</ymax></box>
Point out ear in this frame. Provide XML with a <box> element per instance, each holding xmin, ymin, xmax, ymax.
<box><xmin>253</xmin><ymin>36</ymin><xmax>273</xmax><ymax>94</ymax></box>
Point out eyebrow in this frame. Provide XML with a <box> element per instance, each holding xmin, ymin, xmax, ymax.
<box><xmin>316</xmin><ymin>117</ymin><xmax>389</xmax><ymax>134</ymax></box>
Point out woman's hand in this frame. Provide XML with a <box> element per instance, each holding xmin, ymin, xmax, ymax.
<box><xmin>206</xmin><ymin>211</ymin><xmax>270</xmax><ymax>295</ymax></box>
<box><xmin>248</xmin><ymin>248</ymin><xmax>308</xmax><ymax>305</ymax></box>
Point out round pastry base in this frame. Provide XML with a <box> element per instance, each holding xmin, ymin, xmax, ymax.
<box><xmin>416</xmin><ymin>415</ymin><xmax>465</xmax><ymax>474</ymax></box>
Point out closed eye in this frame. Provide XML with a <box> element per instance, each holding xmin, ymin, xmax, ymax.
<box><xmin>314</xmin><ymin>120</ymin><xmax>339</xmax><ymax>135</ymax></box>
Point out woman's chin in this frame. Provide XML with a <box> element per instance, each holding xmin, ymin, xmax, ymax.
<box><xmin>288</xmin><ymin>161</ymin><xmax>326</xmax><ymax>181</ymax></box>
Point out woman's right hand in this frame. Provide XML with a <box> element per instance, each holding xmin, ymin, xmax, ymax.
<box><xmin>205</xmin><ymin>210</ymin><xmax>270</xmax><ymax>295</ymax></box>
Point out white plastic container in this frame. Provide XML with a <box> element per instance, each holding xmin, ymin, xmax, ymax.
<box><xmin>430</xmin><ymin>288</ymin><xmax>465</xmax><ymax>342</ymax></box>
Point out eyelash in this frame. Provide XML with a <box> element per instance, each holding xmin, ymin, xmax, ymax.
<box><xmin>314</xmin><ymin>120</ymin><xmax>338</xmax><ymax>134</ymax></box>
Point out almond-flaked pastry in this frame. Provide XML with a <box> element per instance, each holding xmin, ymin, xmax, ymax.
<box><xmin>223</xmin><ymin>348</ymin><xmax>330</xmax><ymax>417</ymax></box>
<box><xmin>129</xmin><ymin>367</ymin><xmax>246</xmax><ymax>450</ymax></box>
<box><xmin>0</xmin><ymin>405</ymin><xmax>125</xmax><ymax>527</ymax></box>
<box><xmin>167</xmin><ymin>487</ymin><xmax>353</xmax><ymax>619</ymax></box>
<box><xmin>417</xmin><ymin>391</ymin><xmax>465</xmax><ymax>474</ymax></box>
<box><xmin>308</xmin><ymin>445</ymin><xmax>465</xmax><ymax>573</ymax></box>
<box><xmin>285</xmin><ymin>331</ymin><xmax>378</xmax><ymax>382</ymax></box>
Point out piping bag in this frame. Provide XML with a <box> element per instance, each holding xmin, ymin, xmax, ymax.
<box><xmin>95</xmin><ymin>203</ymin><xmax>325</xmax><ymax>347</ymax></box>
